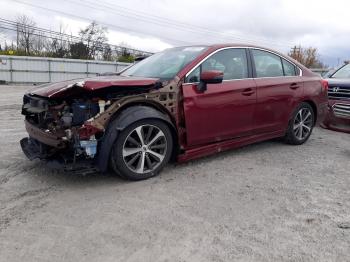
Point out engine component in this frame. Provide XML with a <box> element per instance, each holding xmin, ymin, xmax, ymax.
<box><xmin>71</xmin><ymin>101</ymin><xmax>99</xmax><ymax>126</ymax></box>
<box><xmin>80</xmin><ymin>138</ymin><xmax>97</xmax><ymax>158</ymax></box>
<box><xmin>65</xmin><ymin>129</ymin><xmax>72</xmax><ymax>140</ymax></box>
<box><xmin>98</xmin><ymin>100</ymin><xmax>106</xmax><ymax>113</ymax></box>
<box><xmin>78</xmin><ymin>124</ymin><xmax>102</xmax><ymax>140</ymax></box>
<box><xmin>22</xmin><ymin>94</ymin><xmax>49</xmax><ymax>114</ymax></box>
<box><xmin>61</xmin><ymin>113</ymin><xmax>73</xmax><ymax>127</ymax></box>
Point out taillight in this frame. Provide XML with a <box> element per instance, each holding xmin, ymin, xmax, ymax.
<box><xmin>321</xmin><ymin>79</ymin><xmax>328</xmax><ymax>92</ymax></box>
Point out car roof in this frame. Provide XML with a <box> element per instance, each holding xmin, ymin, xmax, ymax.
<box><xmin>177</xmin><ymin>43</ymin><xmax>274</xmax><ymax>49</ymax></box>
<box><xmin>175</xmin><ymin>43</ymin><xmax>291</xmax><ymax>59</ymax></box>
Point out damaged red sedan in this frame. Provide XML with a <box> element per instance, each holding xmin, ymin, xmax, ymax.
<box><xmin>21</xmin><ymin>44</ymin><xmax>328</xmax><ymax>180</ymax></box>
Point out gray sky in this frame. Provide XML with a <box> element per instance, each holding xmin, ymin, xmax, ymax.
<box><xmin>0</xmin><ymin>0</ymin><xmax>349</xmax><ymax>66</ymax></box>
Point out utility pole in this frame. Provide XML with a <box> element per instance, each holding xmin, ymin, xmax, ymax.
<box><xmin>290</xmin><ymin>45</ymin><xmax>301</xmax><ymax>63</ymax></box>
<box><xmin>16</xmin><ymin>23</ymin><xmax>19</xmax><ymax>50</ymax></box>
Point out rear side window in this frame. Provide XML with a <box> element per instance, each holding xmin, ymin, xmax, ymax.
<box><xmin>252</xmin><ymin>49</ymin><xmax>284</xmax><ymax>77</ymax></box>
<box><xmin>282</xmin><ymin>59</ymin><xmax>297</xmax><ymax>76</ymax></box>
<box><xmin>186</xmin><ymin>48</ymin><xmax>249</xmax><ymax>82</ymax></box>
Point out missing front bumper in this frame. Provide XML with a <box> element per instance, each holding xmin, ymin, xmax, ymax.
<box><xmin>20</xmin><ymin>137</ymin><xmax>45</xmax><ymax>160</ymax></box>
<box><xmin>20</xmin><ymin>137</ymin><xmax>98</xmax><ymax>175</ymax></box>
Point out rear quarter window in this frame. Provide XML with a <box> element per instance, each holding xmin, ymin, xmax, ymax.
<box><xmin>252</xmin><ymin>50</ymin><xmax>284</xmax><ymax>77</ymax></box>
<box><xmin>282</xmin><ymin>59</ymin><xmax>297</xmax><ymax>76</ymax></box>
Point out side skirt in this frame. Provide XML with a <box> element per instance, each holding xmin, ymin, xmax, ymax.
<box><xmin>177</xmin><ymin>130</ymin><xmax>285</xmax><ymax>163</ymax></box>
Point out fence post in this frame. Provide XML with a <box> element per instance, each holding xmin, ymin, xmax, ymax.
<box><xmin>48</xmin><ymin>59</ymin><xmax>52</xmax><ymax>82</ymax></box>
<box><xmin>9</xmin><ymin>57</ymin><xmax>13</xmax><ymax>83</ymax></box>
<box><xmin>116</xmin><ymin>62</ymin><xmax>118</xmax><ymax>72</ymax></box>
<box><xmin>86</xmin><ymin>61</ymin><xmax>89</xmax><ymax>77</ymax></box>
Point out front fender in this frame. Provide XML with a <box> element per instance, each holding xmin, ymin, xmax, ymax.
<box><xmin>96</xmin><ymin>106</ymin><xmax>174</xmax><ymax>172</ymax></box>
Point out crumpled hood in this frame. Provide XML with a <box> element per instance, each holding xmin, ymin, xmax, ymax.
<box><xmin>28</xmin><ymin>75</ymin><xmax>160</xmax><ymax>98</ymax></box>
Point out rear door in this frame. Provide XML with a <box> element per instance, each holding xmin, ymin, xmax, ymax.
<box><xmin>251</xmin><ymin>49</ymin><xmax>303</xmax><ymax>134</ymax></box>
<box><xmin>182</xmin><ymin>48</ymin><xmax>257</xmax><ymax>146</ymax></box>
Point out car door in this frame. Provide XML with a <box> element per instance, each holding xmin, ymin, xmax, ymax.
<box><xmin>182</xmin><ymin>48</ymin><xmax>257</xmax><ymax>147</ymax></box>
<box><xmin>250</xmin><ymin>49</ymin><xmax>304</xmax><ymax>134</ymax></box>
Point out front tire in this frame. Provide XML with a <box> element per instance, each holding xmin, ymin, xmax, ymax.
<box><xmin>110</xmin><ymin>119</ymin><xmax>173</xmax><ymax>180</ymax></box>
<box><xmin>284</xmin><ymin>102</ymin><xmax>315</xmax><ymax>145</ymax></box>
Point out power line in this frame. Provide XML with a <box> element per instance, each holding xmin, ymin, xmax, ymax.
<box><xmin>0</xmin><ymin>25</ymin><xmax>151</xmax><ymax>56</ymax></box>
<box><xmin>13</xmin><ymin>0</ymin><xmax>294</xmax><ymax>48</ymax></box>
<box><xmin>0</xmin><ymin>18</ymin><xmax>154</xmax><ymax>55</ymax></box>
<box><xmin>0</xmin><ymin>18</ymin><xmax>153</xmax><ymax>54</ymax></box>
<box><xmin>0</xmin><ymin>18</ymin><xmax>82</xmax><ymax>41</ymax></box>
<box><xmin>0</xmin><ymin>25</ymin><xmax>78</xmax><ymax>44</ymax></box>
<box><xmin>66</xmin><ymin>0</ymin><xmax>296</xmax><ymax>48</ymax></box>
<box><xmin>11</xmin><ymin>0</ymin><xmax>193</xmax><ymax>46</ymax></box>
<box><xmin>9</xmin><ymin>0</ymin><xmax>299</xmax><ymax>51</ymax></box>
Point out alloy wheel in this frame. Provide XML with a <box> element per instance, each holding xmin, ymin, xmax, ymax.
<box><xmin>122</xmin><ymin>125</ymin><xmax>167</xmax><ymax>174</ymax></box>
<box><xmin>293</xmin><ymin>108</ymin><xmax>313</xmax><ymax>140</ymax></box>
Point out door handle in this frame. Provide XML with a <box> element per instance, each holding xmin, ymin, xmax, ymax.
<box><xmin>290</xmin><ymin>83</ymin><xmax>300</xmax><ymax>90</ymax></box>
<box><xmin>242</xmin><ymin>88</ymin><xmax>255</xmax><ymax>96</ymax></box>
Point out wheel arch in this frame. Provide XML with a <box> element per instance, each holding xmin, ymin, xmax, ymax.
<box><xmin>96</xmin><ymin>103</ymin><xmax>179</xmax><ymax>172</ymax></box>
<box><xmin>302</xmin><ymin>99</ymin><xmax>318</xmax><ymax>124</ymax></box>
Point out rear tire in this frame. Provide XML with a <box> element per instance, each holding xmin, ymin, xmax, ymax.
<box><xmin>110</xmin><ymin>119</ymin><xmax>173</xmax><ymax>180</ymax></box>
<box><xmin>284</xmin><ymin>102</ymin><xmax>315</xmax><ymax>145</ymax></box>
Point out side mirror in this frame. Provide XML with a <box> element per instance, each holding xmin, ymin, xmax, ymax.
<box><xmin>197</xmin><ymin>70</ymin><xmax>224</xmax><ymax>92</ymax></box>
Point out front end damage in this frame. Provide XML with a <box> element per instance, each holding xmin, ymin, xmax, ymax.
<box><xmin>20</xmin><ymin>76</ymin><xmax>178</xmax><ymax>173</ymax></box>
<box><xmin>21</xmin><ymin>93</ymin><xmax>101</xmax><ymax>172</ymax></box>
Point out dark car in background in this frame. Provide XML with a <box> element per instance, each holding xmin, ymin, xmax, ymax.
<box><xmin>20</xmin><ymin>44</ymin><xmax>328</xmax><ymax>180</ymax></box>
<box><xmin>322</xmin><ymin>63</ymin><xmax>350</xmax><ymax>133</ymax></box>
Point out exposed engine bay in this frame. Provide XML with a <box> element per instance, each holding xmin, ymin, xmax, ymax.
<box><xmin>22</xmin><ymin>94</ymin><xmax>109</xmax><ymax>161</ymax></box>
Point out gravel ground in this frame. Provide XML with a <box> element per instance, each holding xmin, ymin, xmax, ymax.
<box><xmin>0</xmin><ymin>85</ymin><xmax>349</xmax><ymax>262</ymax></box>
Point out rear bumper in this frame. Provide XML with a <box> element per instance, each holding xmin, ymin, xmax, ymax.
<box><xmin>321</xmin><ymin>99</ymin><xmax>350</xmax><ymax>133</ymax></box>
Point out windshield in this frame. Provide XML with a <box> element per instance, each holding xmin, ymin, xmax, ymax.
<box><xmin>332</xmin><ymin>64</ymin><xmax>350</xmax><ymax>78</ymax></box>
<box><xmin>121</xmin><ymin>46</ymin><xmax>208</xmax><ymax>80</ymax></box>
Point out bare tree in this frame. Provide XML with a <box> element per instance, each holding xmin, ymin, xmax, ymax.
<box><xmin>79</xmin><ymin>21</ymin><xmax>108</xmax><ymax>59</ymax></box>
<box><xmin>289</xmin><ymin>45</ymin><xmax>325</xmax><ymax>68</ymax></box>
<box><xmin>102</xmin><ymin>44</ymin><xmax>112</xmax><ymax>61</ymax></box>
<box><xmin>16</xmin><ymin>15</ymin><xmax>36</xmax><ymax>55</ymax></box>
<box><xmin>46</xmin><ymin>23</ymin><xmax>70</xmax><ymax>58</ymax></box>
<box><xmin>32</xmin><ymin>31</ymin><xmax>46</xmax><ymax>55</ymax></box>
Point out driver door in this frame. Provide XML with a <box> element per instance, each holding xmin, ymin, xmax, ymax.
<box><xmin>182</xmin><ymin>48</ymin><xmax>257</xmax><ymax>147</ymax></box>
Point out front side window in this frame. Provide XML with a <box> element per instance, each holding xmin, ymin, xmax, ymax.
<box><xmin>186</xmin><ymin>48</ymin><xmax>249</xmax><ymax>83</ymax></box>
<box><xmin>252</xmin><ymin>50</ymin><xmax>284</xmax><ymax>78</ymax></box>
<box><xmin>121</xmin><ymin>46</ymin><xmax>208</xmax><ymax>80</ymax></box>
<box><xmin>332</xmin><ymin>64</ymin><xmax>350</xmax><ymax>78</ymax></box>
